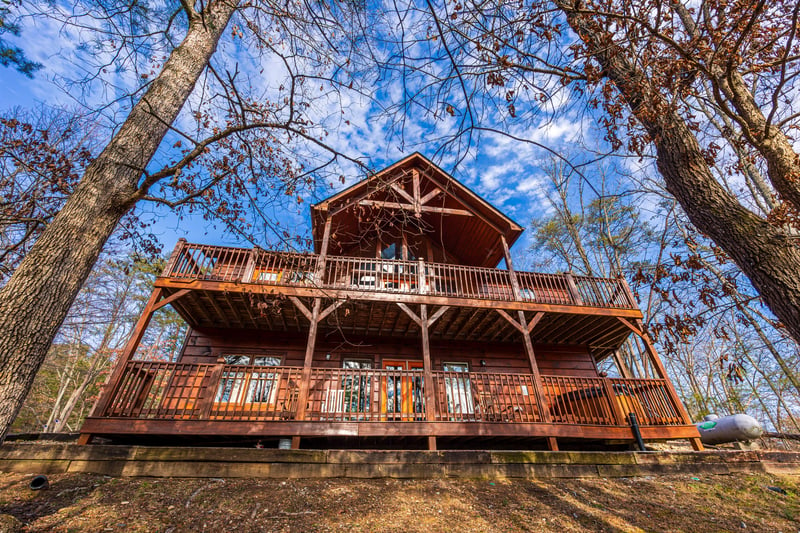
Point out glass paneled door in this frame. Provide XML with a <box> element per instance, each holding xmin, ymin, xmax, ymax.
<box><xmin>442</xmin><ymin>363</ymin><xmax>474</xmax><ymax>420</ymax></box>
<box><xmin>382</xmin><ymin>360</ymin><xmax>425</xmax><ymax>420</ymax></box>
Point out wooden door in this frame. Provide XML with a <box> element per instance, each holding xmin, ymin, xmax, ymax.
<box><xmin>382</xmin><ymin>360</ymin><xmax>424</xmax><ymax>420</ymax></box>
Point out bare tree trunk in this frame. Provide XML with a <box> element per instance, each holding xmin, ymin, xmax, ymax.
<box><xmin>558</xmin><ymin>1</ymin><xmax>800</xmax><ymax>347</ymax></box>
<box><xmin>0</xmin><ymin>1</ymin><xmax>237</xmax><ymax>441</ymax></box>
<box><xmin>44</xmin><ymin>374</ymin><xmax>71</xmax><ymax>432</ymax></box>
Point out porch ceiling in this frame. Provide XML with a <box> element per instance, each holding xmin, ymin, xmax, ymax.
<box><xmin>165</xmin><ymin>288</ymin><xmax>631</xmax><ymax>357</ymax></box>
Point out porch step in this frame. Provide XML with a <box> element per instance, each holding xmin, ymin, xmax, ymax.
<box><xmin>1</xmin><ymin>443</ymin><xmax>798</xmax><ymax>478</ymax></box>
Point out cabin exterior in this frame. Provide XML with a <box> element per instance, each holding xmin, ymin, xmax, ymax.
<box><xmin>80</xmin><ymin>153</ymin><xmax>702</xmax><ymax>451</ymax></box>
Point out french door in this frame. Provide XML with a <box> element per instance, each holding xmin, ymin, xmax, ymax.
<box><xmin>382</xmin><ymin>360</ymin><xmax>425</xmax><ymax>420</ymax></box>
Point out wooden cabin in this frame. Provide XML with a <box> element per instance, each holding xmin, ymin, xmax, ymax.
<box><xmin>80</xmin><ymin>153</ymin><xmax>702</xmax><ymax>451</ymax></box>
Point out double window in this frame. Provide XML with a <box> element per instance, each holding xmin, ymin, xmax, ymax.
<box><xmin>215</xmin><ymin>354</ymin><xmax>282</xmax><ymax>404</ymax></box>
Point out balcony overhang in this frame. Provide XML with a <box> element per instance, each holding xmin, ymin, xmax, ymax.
<box><xmin>155</xmin><ymin>280</ymin><xmax>639</xmax><ymax>359</ymax></box>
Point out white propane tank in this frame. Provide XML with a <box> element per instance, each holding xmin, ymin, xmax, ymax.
<box><xmin>696</xmin><ymin>413</ymin><xmax>763</xmax><ymax>445</ymax></box>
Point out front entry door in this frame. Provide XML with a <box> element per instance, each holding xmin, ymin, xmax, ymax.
<box><xmin>382</xmin><ymin>360</ymin><xmax>424</xmax><ymax>420</ymax></box>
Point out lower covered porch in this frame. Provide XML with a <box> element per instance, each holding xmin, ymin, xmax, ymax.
<box><xmin>81</xmin><ymin>361</ymin><xmax>699</xmax><ymax>449</ymax></box>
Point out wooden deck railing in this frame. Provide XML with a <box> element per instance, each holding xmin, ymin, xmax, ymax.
<box><xmin>99</xmin><ymin>361</ymin><xmax>682</xmax><ymax>427</ymax></box>
<box><xmin>162</xmin><ymin>241</ymin><xmax>638</xmax><ymax>309</ymax></box>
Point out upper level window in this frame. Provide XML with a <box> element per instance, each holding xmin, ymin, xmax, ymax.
<box><xmin>381</xmin><ymin>242</ymin><xmax>399</xmax><ymax>260</ymax></box>
<box><xmin>380</xmin><ymin>241</ymin><xmax>417</xmax><ymax>261</ymax></box>
<box><xmin>343</xmin><ymin>359</ymin><xmax>373</xmax><ymax>369</ymax></box>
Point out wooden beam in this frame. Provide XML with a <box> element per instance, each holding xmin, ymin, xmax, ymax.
<box><xmin>358</xmin><ymin>200</ymin><xmax>473</xmax><ymax>217</ymax></box>
<box><xmin>565</xmin><ymin>272</ymin><xmax>584</xmax><ymax>305</ymax></box>
<box><xmin>390</xmin><ymin>182</ymin><xmax>414</xmax><ymax>203</ymax></box>
<box><xmin>154</xmin><ymin>278</ymin><xmax>645</xmax><ymax>319</ymax></box>
<box><xmin>239</xmin><ymin>294</ymin><xmax>261</xmax><ymax>329</ymax></box>
<box><xmin>288</xmin><ymin>296</ymin><xmax>313</xmax><ymax>322</ymax></box>
<box><xmin>412</xmin><ymin>168</ymin><xmax>421</xmax><ymax>217</ymax></box>
<box><xmin>525</xmin><ymin>311</ymin><xmax>545</xmax><ymax>333</ymax></box>
<box><xmin>151</xmin><ymin>289</ymin><xmax>191</xmax><ymax>311</ymax></box>
<box><xmin>81</xmin><ymin>417</ymin><xmax>702</xmax><ymax>441</ymax></box>
<box><xmin>396</xmin><ymin>302</ymin><xmax>422</xmax><ymax>326</ymax></box>
<box><xmin>420</xmin><ymin>188</ymin><xmax>442</xmax><ymax>205</ymax></box>
<box><xmin>222</xmin><ymin>292</ymin><xmax>247</xmax><ymax>328</ymax></box>
<box><xmin>427</xmin><ymin>305</ymin><xmax>450</xmax><ymax>327</ymax></box>
<box><xmin>496</xmin><ymin>309</ymin><xmax>525</xmax><ymax>334</ymax></box>
<box><xmin>318</xmin><ymin>299</ymin><xmax>346</xmax><ymax>322</ymax></box>
<box><xmin>453</xmin><ymin>308</ymin><xmax>482</xmax><ymax>339</ymax></box>
<box><xmin>617</xmin><ymin>316</ymin><xmax>644</xmax><ymax>338</ymax></box>
<box><xmin>315</xmin><ymin>216</ymin><xmax>333</xmax><ymax>286</ymax></box>
<box><xmin>204</xmin><ymin>292</ymin><xmax>231</xmax><ymax>328</ymax></box>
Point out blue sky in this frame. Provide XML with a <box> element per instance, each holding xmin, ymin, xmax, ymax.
<box><xmin>0</xmin><ymin>1</ymin><xmax>623</xmax><ymax>269</ymax></box>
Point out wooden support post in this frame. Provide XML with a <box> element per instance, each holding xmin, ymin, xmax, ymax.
<box><xmin>565</xmin><ymin>272</ymin><xmax>583</xmax><ymax>305</ymax></box>
<box><xmin>412</xmin><ymin>168</ymin><xmax>421</xmax><ymax>217</ymax></box>
<box><xmin>500</xmin><ymin>235</ymin><xmax>522</xmax><ymax>301</ymax></box>
<box><xmin>315</xmin><ymin>216</ymin><xmax>333</xmax><ymax>286</ymax></box>
<box><xmin>396</xmin><ymin>302</ymin><xmax>439</xmax><ymax>450</ymax></box>
<box><xmin>198</xmin><ymin>358</ymin><xmax>226</xmax><ymax>419</ymax></box>
<box><xmin>617</xmin><ymin>317</ymin><xmax>704</xmax><ymax>451</ymax></box>
<box><xmin>151</xmin><ymin>289</ymin><xmax>190</xmax><ymax>312</ymax></box>
<box><xmin>420</xmin><ymin>304</ymin><xmax>437</xmax><ymax>450</ymax></box>
<box><xmin>619</xmin><ymin>273</ymin><xmax>638</xmax><ymax>308</ymax></box>
<box><xmin>612</xmin><ymin>350</ymin><xmax>634</xmax><ymax>379</ymax></box>
<box><xmin>90</xmin><ymin>288</ymin><xmax>163</xmax><ymax>418</ymax></box>
<box><xmin>291</xmin><ymin>298</ymin><xmax>323</xmax><ymax>449</ymax></box>
<box><xmin>601</xmin><ymin>377</ymin><xmax>626</xmax><ymax>426</ymax></box>
<box><xmin>496</xmin><ymin>307</ymin><xmax>555</xmax><ymax>448</ymax></box>
<box><xmin>242</xmin><ymin>247</ymin><xmax>257</xmax><ymax>282</ymax></box>
<box><xmin>417</xmin><ymin>258</ymin><xmax>426</xmax><ymax>294</ymax></box>
<box><xmin>517</xmin><ymin>311</ymin><xmax>554</xmax><ymax>430</ymax></box>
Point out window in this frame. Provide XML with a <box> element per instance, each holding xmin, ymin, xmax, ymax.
<box><xmin>256</xmin><ymin>270</ymin><xmax>282</xmax><ymax>283</ymax></box>
<box><xmin>216</xmin><ymin>354</ymin><xmax>282</xmax><ymax>404</ymax></box>
<box><xmin>343</xmin><ymin>359</ymin><xmax>372</xmax><ymax>369</ymax></box>
<box><xmin>381</xmin><ymin>242</ymin><xmax>399</xmax><ymax>260</ymax></box>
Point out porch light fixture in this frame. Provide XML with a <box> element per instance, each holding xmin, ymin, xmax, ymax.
<box><xmin>325</xmin><ymin>353</ymin><xmax>331</xmax><ymax>360</ymax></box>
<box><xmin>480</xmin><ymin>360</ymin><xmax>486</xmax><ymax>367</ymax></box>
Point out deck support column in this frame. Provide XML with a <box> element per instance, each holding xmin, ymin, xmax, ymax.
<box><xmin>500</xmin><ymin>236</ymin><xmax>558</xmax><ymax>451</ymax></box>
<box><xmin>397</xmin><ymin>302</ymin><xmax>450</xmax><ymax>451</ymax></box>
<box><xmin>617</xmin><ymin>317</ymin><xmax>704</xmax><ymax>451</ymax></box>
<box><xmin>315</xmin><ymin>215</ymin><xmax>333</xmax><ymax>286</ymax></box>
<box><xmin>287</xmin><ymin>216</ymin><xmax>333</xmax><ymax>449</ymax></box>
<box><xmin>291</xmin><ymin>298</ymin><xmax>323</xmax><ymax>449</ymax></box>
<box><xmin>518</xmin><ymin>311</ymin><xmax>557</xmax><ymax>451</ymax></box>
<box><xmin>420</xmin><ymin>304</ymin><xmax>437</xmax><ymax>451</ymax></box>
<box><xmin>81</xmin><ymin>287</ymin><xmax>165</xmax><ymax>444</ymax></box>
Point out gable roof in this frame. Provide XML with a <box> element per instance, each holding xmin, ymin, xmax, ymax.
<box><xmin>310</xmin><ymin>153</ymin><xmax>525</xmax><ymax>267</ymax></box>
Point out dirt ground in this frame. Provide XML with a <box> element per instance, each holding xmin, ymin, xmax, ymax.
<box><xmin>0</xmin><ymin>471</ymin><xmax>798</xmax><ymax>532</ymax></box>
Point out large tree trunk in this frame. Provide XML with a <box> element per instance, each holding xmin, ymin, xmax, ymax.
<box><xmin>557</xmin><ymin>1</ymin><xmax>800</xmax><ymax>347</ymax></box>
<box><xmin>0</xmin><ymin>1</ymin><xmax>237</xmax><ymax>441</ymax></box>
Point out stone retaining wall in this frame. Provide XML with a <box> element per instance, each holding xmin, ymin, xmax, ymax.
<box><xmin>1</xmin><ymin>444</ymin><xmax>798</xmax><ymax>479</ymax></box>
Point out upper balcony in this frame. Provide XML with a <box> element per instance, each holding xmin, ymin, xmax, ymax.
<box><xmin>161</xmin><ymin>241</ymin><xmax>639</xmax><ymax>312</ymax></box>
<box><xmin>154</xmin><ymin>241</ymin><xmax>642</xmax><ymax>353</ymax></box>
